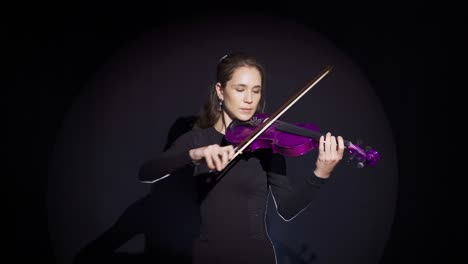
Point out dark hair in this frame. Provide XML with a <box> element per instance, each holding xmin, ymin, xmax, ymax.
<box><xmin>195</xmin><ymin>52</ymin><xmax>266</xmax><ymax>128</ymax></box>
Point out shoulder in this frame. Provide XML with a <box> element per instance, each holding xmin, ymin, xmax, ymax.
<box><xmin>177</xmin><ymin>126</ymin><xmax>220</xmax><ymax>147</ymax></box>
<box><xmin>190</xmin><ymin>126</ymin><xmax>213</xmax><ymax>138</ymax></box>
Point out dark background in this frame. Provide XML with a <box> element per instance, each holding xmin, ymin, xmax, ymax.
<box><xmin>12</xmin><ymin>4</ymin><xmax>459</xmax><ymax>264</ymax></box>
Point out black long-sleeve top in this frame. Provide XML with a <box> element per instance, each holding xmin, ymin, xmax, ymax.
<box><xmin>138</xmin><ymin>126</ymin><xmax>328</xmax><ymax>241</ymax></box>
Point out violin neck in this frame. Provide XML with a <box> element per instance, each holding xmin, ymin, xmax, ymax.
<box><xmin>275</xmin><ymin>121</ymin><xmax>351</xmax><ymax>147</ymax></box>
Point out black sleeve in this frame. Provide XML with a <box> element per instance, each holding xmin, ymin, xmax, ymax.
<box><xmin>266</xmin><ymin>152</ymin><xmax>328</xmax><ymax>221</ymax></box>
<box><xmin>138</xmin><ymin>130</ymin><xmax>196</xmax><ymax>183</ymax></box>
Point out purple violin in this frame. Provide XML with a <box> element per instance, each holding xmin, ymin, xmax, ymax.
<box><xmin>225</xmin><ymin>113</ymin><xmax>380</xmax><ymax>168</ymax></box>
<box><xmin>222</xmin><ymin>66</ymin><xmax>380</xmax><ymax>169</ymax></box>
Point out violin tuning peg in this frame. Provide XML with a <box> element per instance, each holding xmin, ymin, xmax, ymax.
<box><xmin>347</xmin><ymin>153</ymin><xmax>356</xmax><ymax>161</ymax></box>
<box><xmin>357</xmin><ymin>162</ymin><xmax>365</xmax><ymax>169</ymax></box>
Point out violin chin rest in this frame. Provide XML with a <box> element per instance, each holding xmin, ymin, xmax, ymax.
<box><xmin>228</xmin><ymin>119</ymin><xmax>244</xmax><ymax>129</ymax></box>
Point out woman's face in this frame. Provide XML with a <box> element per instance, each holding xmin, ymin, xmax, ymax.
<box><xmin>216</xmin><ymin>66</ymin><xmax>262</xmax><ymax>122</ymax></box>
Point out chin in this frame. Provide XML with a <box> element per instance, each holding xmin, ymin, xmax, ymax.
<box><xmin>235</xmin><ymin>112</ymin><xmax>255</xmax><ymax>121</ymax></box>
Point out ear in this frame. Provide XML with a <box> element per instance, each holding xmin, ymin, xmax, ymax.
<box><xmin>215</xmin><ymin>83</ymin><xmax>224</xmax><ymax>100</ymax></box>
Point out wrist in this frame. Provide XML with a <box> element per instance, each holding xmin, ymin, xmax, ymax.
<box><xmin>313</xmin><ymin>169</ymin><xmax>330</xmax><ymax>179</ymax></box>
<box><xmin>189</xmin><ymin>149</ymin><xmax>201</xmax><ymax>165</ymax></box>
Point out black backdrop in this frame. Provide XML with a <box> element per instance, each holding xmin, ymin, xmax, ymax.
<box><xmin>12</xmin><ymin>4</ymin><xmax>458</xmax><ymax>264</ymax></box>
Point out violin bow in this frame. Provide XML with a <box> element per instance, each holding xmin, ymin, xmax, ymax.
<box><xmin>227</xmin><ymin>65</ymin><xmax>333</xmax><ymax>164</ymax></box>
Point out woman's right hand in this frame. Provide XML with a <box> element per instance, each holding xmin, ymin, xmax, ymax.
<box><xmin>189</xmin><ymin>144</ymin><xmax>235</xmax><ymax>171</ymax></box>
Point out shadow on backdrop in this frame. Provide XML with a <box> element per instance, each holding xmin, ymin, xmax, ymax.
<box><xmin>73</xmin><ymin>115</ymin><xmax>199</xmax><ymax>264</ymax></box>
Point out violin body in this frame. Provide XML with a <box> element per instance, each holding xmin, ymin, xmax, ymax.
<box><xmin>225</xmin><ymin>113</ymin><xmax>380</xmax><ymax>168</ymax></box>
<box><xmin>226</xmin><ymin>113</ymin><xmax>320</xmax><ymax>156</ymax></box>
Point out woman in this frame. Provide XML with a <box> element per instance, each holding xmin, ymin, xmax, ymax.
<box><xmin>138</xmin><ymin>52</ymin><xmax>345</xmax><ymax>264</ymax></box>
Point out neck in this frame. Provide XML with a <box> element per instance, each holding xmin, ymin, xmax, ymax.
<box><xmin>214</xmin><ymin>111</ymin><xmax>232</xmax><ymax>135</ymax></box>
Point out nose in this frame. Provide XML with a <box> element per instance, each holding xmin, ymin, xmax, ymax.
<box><xmin>243</xmin><ymin>91</ymin><xmax>253</xmax><ymax>103</ymax></box>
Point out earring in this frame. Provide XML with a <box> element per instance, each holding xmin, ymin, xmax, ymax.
<box><xmin>217</xmin><ymin>99</ymin><xmax>223</xmax><ymax>112</ymax></box>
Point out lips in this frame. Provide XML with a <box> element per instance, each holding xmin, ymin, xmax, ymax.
<box><xmin>240</xmin><ymin>108</ymin><xmax>253</xmax><ymax>111</ymax></box>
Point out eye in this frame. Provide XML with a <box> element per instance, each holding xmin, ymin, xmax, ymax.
<box><xmin>253</xmin><ymin>89</ymin><xmax>261</xmax><ymax>94</ymax></box>
<box><xmin>236</xmin><ymin>88</ymin><xmax>245</xmax><ymax>92</ymax></box>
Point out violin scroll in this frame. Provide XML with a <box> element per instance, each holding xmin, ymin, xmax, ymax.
<box><xmin>346</xmin><ymin>141</ymin><xmax>380</xmax><ymax>168</ymax></box>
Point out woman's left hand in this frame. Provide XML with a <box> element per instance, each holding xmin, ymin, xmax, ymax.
<box><xmin>314</xmin><ymin>132</ymin><xmax>345</xmax><ymax>178</ymax></box>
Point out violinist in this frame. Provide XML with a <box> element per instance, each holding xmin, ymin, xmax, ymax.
<box><xmin>138</xmin><ymin>52</ymin><xmax>345</xmax><ymax>264</ymax></box>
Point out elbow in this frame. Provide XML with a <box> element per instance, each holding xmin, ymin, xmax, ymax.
<box><xmin>277</xmin><ymin>205</ymin><xmax>311</xmax><ymax>222</ymax></box>
<box><xmin>138</xmin><ymin>161</ymin><xmax>172</xmax><ymax>183</ymax></box>
<box><xmin>276</xmin><ymin>207</ymin><xmax>295</xmax><ymax>222</ymax></box>
<box><xmin>137</xmin><ymin>163</ymin><xmax>147</xmax><ymax>181</ymax></box>
<box><xmin>138</xmin><ymin>161</ymin><xmax>154</xmax><ymax>182</ymax></box>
